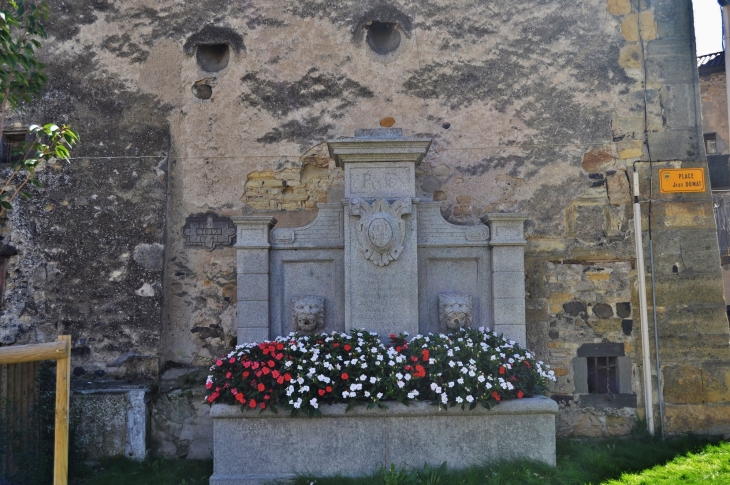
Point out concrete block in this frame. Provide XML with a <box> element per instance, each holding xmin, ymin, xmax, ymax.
<box><xmin>236</xmin><ymin>274</ymin><xmax>269</xmax><ymax>301</ymax></box>
<box><xmin>209</xmin><ymin>398</ymin><xmax>558</xmax><ymax>484</ymax></box>
<box><xmin>237</xmin><ymin>301</ymin><xmax>269</xmax><ymax>328</ymax></box>
<box><xmin>237</xmin><ymin>327</ymin><xmax>269</xmax><ymax>343</ymax></box>
<box><xmin>492</xmin><ymin>272</ymin><xmax>526</xmax><ymax>300</ymax></box>
<box><xmin>237</xmin><ymin>250</ymin><xmax>269</xmax><ymax>274</ymax></box>
<box><xmin>618</xmin><ymin>356</ymin><xmax>632</xmax><ymax>394</ymax></box>
<box><xmin>494</xmin><ymin>324</ymin><xmax>526</xmax><ymax>347</ymax></box>
<box><xmin>492</xmin><ymin>298</ymin><xmax>526</xmax><ymax>326</ymax></box>
<box><xmin>492</xmin><ymin>246</ymin><xmax>525</xmax><ymax>273</ymax></box>
<box><xmin>663</xmin><ymin>365</ymin><xmax>703</xmax><ymax>404</ymax></box>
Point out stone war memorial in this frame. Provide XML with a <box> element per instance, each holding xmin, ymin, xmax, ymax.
<box><xmin>209</xmin><ymin>129</ymin><xmax>558</xmax><ymax>483</ymax></box>
<box><xmin>2</xmin><ymin>0</ymin><xmax>730</xmax><ymax>475</ymax></box>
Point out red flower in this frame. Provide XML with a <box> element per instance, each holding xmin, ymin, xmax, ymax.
<box><xmin>249</xmin><ymin>399</ymin><xmax>257</xmax><ymax>408</ymax></box>
<box><xmin>422</xmin><ymin>349</ymin><xmax>430</xmax><ymax>361</ymax></box>
<box><xmin>275</xmin><ymin>353</ymin><xmax>283</xmax><ymax>360</ymax></box>
<box><xmin>326</xmin><ymin>386</ymin><xmax>332</xmax><ymax>393</ymax></box>
<box><xmin>499</xmin><ymin>366</ymin><xmax>505</xmax><ymax>375</ymax></box>
<box><xmin>243</xmin><ymin>361</ymin><xmax>252</xmax><ymax>368</ymax></box>
<box><xmin>284</xmin><ymin>373</ymin><xmax>292</xmax><ymax>382</ymax></box>
<box><xmin>395</xmin><ymin>346</ymin><xmax>402</xmax><ymax>353</ymax></box>
<box><xmin>229</xmin><ymin>357</ymin><xmax>236</xmax><ymax>363</ymax></box>
<box><xmin>216</xmin><ymin>360</ymin><xmax>223</xmax><ymax>366</ymax></box>
<box><xmin>272</xmin><ymin>370</ymin><xmax>280</xmax><ymax>378</ymax></box>
<box><xmin>404</xmin><ymin>365</ymin><xmax>412</xmax><ymax>371</ymax></box>
<box><xmin>243</xmin><ymin>371</ymin><xmax>250</xmax><ymax>378</ymax></box>
<box><xmin>206</xmin><ymin>382</ymin><xmax>213</xmax><ymax>389</ymax></box>
<box><xmin>318</xmin><ymin>389</ymin><xmax>326</xmax><ymax>397</ymax></box>
<box><xmin>207</xmin><ymin>392</ymin><xmax>219</xmax><ymax>403</ymax></box>
<box><xmin>277</xmin><ymin>376</ymin><xmax>285</xmax><ymax>384</ymax></box>
<box><xmin>236</xmin><ymin>393</ymin><xmax>246</xmax><ymax>404</ymax></box>
<box><xmin>414</xmin><ymin>364</ymin><xmax>426</xmax><ymax>378</ymax></box>
<box><xmin>390</xmin><ymin>334</ymin><xmax>396</xmax><ymax>339</ymax></box>
<box><xmin>268</xmin><ymin>360</ymin><xmax>275</xmax><ymax>367</ymax></box>
<box><xmin>492</xmin><ymin>391</ymin><xmax>501</xmax><ymax>402</ymax></box>
<box><xmin>262</xmin><ymin>367</ymin><xmax>271</xmax><ymax>375</ymax></box>
<box><xmin>411</xmin><ymin>356</ymin><xmax>418</xmax><ymax>362</ymax></box>
<box><xmin>276</xmin><ymin>343</ymin><xmax>284</xmax><ymax>350</ymax></box>
<box><xmin>517</xmin><ymin>390</ymin><xmax>524</xmax><ymax>399</ymax></box>
<box><xmin>263</xmin><ymin>395</ymin><xmax>270</xmax><ymax>400</ymax></box>
<box><xmin>344</xmin><ymin>344</ymin><xmax>351</xmax><ymax>351</ymax></box>
<box><xmin>257</xmin><ymin>383</ymin><xmax>265</xmax><ymax>392</ymax></box>
<box><xmin>260</xmin><ymin>402</ymin><xmax>266</xmax><ymax>409</ymax></box>
<box><xmin>525</xmin><ymin>361</ymin><xmax>531</xmax><ymax>369</ymax></box>
<box><xmin>333</xmin><ymin>343</ymin><xmax>339</xmax><ymax>347</ymax></box>
<box><xmin>226</xmin><ymin>372</ymin><xmax>232</xmax><ymax>379</ymax></box>
<box><xmin>255</xmin><ymin>371</ymin><xmax>263</xmax><ymax>377</ymax></box>
<box><xmin>252</xmin><ymin>362</ymin><xmax>260</xmax><ymax>370</ymax></box>
<box><xmin>341</xmin><ymin>373</ymin><xmax>349</xmax><ymax>380</ymax></box>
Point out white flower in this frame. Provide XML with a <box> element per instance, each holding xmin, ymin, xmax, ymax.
<box><xmin>441</xmin><ymin>393</ymin><xmax>448</xmax><ymax>404</ymax></box>
<box><xmin>448</xmin><ymin>381</ymin><xmax>455</xmax><ymax>388</ymax></box>
<box><xmin>429</xmin><ymin>358</ymin><xmax>435</xmax><ymax>364</ymax></box>
<box><xmin>457</xmin><ymin>378</ymin><xmax>464</xmax><ymax>385</ymax></box>
<box><xmin>293</xmin><ymin>398</ymin><xmax>302</xmax><ymax>409</ymax></box>
<box><xmin>485</xmin><ymin>382</ymin><xmax>492</xmax><ymax>389</ymax></box>
<box><xmin>361</xmin><ymin>363</ymin><xmax>368</xmax><ymax>369</ymax></box>
<box><xmin>297</xmin><ymin>377</ymin><xmax>305</xmax><ymax>385</ymax></box>
<box><xmin>466</xmin><ymin>395</ymin><xmax>474</xmax><ymax>403</ymax></box>
<box><xmin>286</xmin><ymin>386</ymin><xmax>295</xmax><ymax>396</ymax></box>
<box><xmin>364</xmin><ymin>391</ymin><xmax>371</xmax><ymax>397</ymax></box>
<box><xmin>396</xmin><ymin>372</ymin><xmax>404</xmax><ymax>380</ymax></box>
<box><xmin>430</xmin><ymin>382</ymin><xmax>438</xmax><ymax>391</ymax></box>
<box><xmin>301</xmin><ymin>385</ymin><xmax>310</xmax><ymax>393</ymax></box>
<box><xmin>461</xmin><ymin>367</ymin><xmax>468</xmax><ymax>374</ymax></box>
<box><xmin>404</xmin><ymin>374</ymin><xmax>411</xmax><ymax>381</ymax></box>
<box><xmin>456</xmin><ymin>396</ymin><xmax>464</xmax><ymax>403</ymax></box>
<box><xmin>447</xmin><ymin>349</ymin><xmax>454</xmax><ymax>357</ymax></box>
<box><xmin>448</xmin><ymin>361</ymin><xmax>456</xmax><ymax>368</ymax></box>
<box><xmin>377</xmin><ymin>392</ymin><xmax>384</xmax><ymax>399</ymax></box>
<box><xmin>310</xmin><ymin>398</ymin><xmax>319</xmax><ymax>409</ymax></box>
<box><xmin>408</xmin><ymin>392</ymin><xmax>416</xmax><ymax>399</ymax></box>
<box><xmin>469</xmin><ymin>371</ymin><xmax>476</xmax><ymax>377</ymax></box>
<box><xmin>370</xmin><ymin>376</ymin><xmax>377</xmax><ymax>384</ymax></box>
<box><xmin>477</xmin><ymin>375</ymin><xmax>486</xmax><ymax>383</ymax></box>
<box><xmin>389</xmin><ymin>360</ymin><xmax>396</xmax><ymax>366</ymax></box>
<box><xmin>285</xmin><ymin>361</ymin><xmax>293</xmax><ymax>368</ymax></box>
<box><xmin>360</xmin><ymin>374</ymin><xmax>367</xmax><ymax>381</ymax></box>
<box><xmin>397</xmin><ymin>380</ymin><xmax>405</xmax><ymax>388</ymax></box>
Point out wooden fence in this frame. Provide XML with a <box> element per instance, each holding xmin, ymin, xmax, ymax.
<box><xmin>0</xmin><ymin>336</ymin><xmax>71</xmax><ymax>485</ymax></box>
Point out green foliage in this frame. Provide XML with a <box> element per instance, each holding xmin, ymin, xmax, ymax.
<box><xmin>290</xmin><ymin>436</ymin><xmax>718</xmax><ymax>485</ymax></box>
<box><xmin>0</xmin><ymin>0</ymin><xmax>49</xmax><ymax>111</ymax></box>
<box><xmin>0</xmin><ymin>1</ymin><xmax>78</xmax><ymax>216</ymax></box>
<box><xmin>0</xmin><ymin>122</ymin><xmax>79</xmax><ymax>215</ymax></box>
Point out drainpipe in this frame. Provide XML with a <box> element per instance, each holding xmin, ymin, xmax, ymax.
<box><xmin>721</xmin><ymin>1</ymin><xmax>730</xmax><ymax>145</ymax></box>
<box><xmin>633</xmin><ymin>169</ymin><xmax>655</xmax><ymax>436</ymax></box>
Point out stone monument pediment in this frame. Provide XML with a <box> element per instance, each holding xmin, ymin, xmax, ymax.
<box><xmin>233</xmin><ymin>129</ymin><xmax>527</xmax><ymax>344</ymax></box>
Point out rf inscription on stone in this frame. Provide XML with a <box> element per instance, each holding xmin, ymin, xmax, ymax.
<box><xmin>350</xmin><ymin>198</ymin><xmax>411</xmax><ymax>266</ymax></box>
<box><xmin>183</xmin><ymin>213</ymin><xmax>236</xmax><ymax>251</ymax></box>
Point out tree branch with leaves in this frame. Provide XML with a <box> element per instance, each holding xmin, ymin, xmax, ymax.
<box><xmin>0</xmin><ymin>0</ymin><xmax>78</xmax><ymax>216</ymax></box>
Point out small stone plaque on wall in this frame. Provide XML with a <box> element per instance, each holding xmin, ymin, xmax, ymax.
<box><xmin>183</xmin><ymin>213</ymin><xmax>236</xmax><ymax>251</ymax></box>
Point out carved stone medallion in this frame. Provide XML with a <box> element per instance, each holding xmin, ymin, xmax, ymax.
<box><xmin>350</xmin><ymin>198</ymin><xmax>411</xmax><ymax>266</ymax></box>
<box><xmin>183</xmin><ymin>213</ymin><xmax>236</xmax><ymax>251</ymax></box>
<box><xmin>439</xmin><ymin>294</ymin><xmax>473</xmax><ymax>330</ymax></box>
<box><xmin>292</xmin><ymin>296</ymin><xmax>325</xmax><ymax>332</ymax></box>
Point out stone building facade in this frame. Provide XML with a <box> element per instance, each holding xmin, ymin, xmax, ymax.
<box><xmin>1</xmin><ymin>0</ymin><xmax>729</xmax><ymax>458</ymax></box>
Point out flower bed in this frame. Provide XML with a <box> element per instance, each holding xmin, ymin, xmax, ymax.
<box><xmin>204</xmin><ymin>327</ymin><xmax>555</xmax><ymax>415</ymax></box>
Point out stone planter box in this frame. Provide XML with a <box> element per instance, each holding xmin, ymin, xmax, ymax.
<box><xmin>210</xmin><ymin>396</ymin><xmax>558</xmax><ymax>485</ymax></box>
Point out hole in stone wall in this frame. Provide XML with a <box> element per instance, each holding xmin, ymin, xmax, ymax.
<box><xmin>192</xmin><ymin>83</ymin><xmax>213</xmax><ymax>100</ymax></box>
<box><xmin>366</xmin><ymin>21</ymin><xmax>401</xmax><ymax>55</ymax></box>
<box><xmin>196</xmin><ymin>43</ymin><xmax>230</xmax><ymax>72</ymax></box>
<box><xmin>442</xmin><ymin>122</ymin><xmax>451</xmax><ymax>129</ymax></box>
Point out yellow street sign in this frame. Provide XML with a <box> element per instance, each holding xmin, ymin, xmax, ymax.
<box><xmin>659</xmin><ymin>168</ymin><xmax>706</xmax><ymax>193</ymax></box>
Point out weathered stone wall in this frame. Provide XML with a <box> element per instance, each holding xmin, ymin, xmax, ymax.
<box><xmin>700</xmin><ymin>69</ymin><xmax>728</xmax><ymax>155</ymax></box>
<box><xmin>0</xmin><ymin>0</ymin><xmax>727</xmax><ymax>455</ymax></box>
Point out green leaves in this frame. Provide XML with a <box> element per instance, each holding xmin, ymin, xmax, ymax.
<box><xmin>0</xmin><ymin>123</ymin><xmax>79</xmax><ymax>216</ymax></box>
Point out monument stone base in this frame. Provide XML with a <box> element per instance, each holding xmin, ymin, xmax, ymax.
<box><xmin>209</xmin><ymin>396</ymin><xmax>558</xmax><ymax>485</ymax></box>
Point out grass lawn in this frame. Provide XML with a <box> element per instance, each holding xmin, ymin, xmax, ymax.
<box><xmin>64</xmin><ymin>436</ymin><xmax>727</xmax><ymax>485</ymax></box>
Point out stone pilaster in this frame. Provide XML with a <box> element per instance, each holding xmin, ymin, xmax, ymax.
<box><xmin>484</xmin><ymin>213</ymin><xmax>528</xmax><ymax>346</ymax></box>
<box><xmin>231</xmin><ymin>216</ymin><xmax>277</xmax><ymax>343</ymax></box>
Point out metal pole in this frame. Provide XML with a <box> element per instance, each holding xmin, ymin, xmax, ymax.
<box><xmin>633</xmin><ymin>170</ymin><xmax>655</xmax><ymax>436</ymax></box>
<box><xmin>649</xmin><ymin>241</ymin><xmax>665</xmax><ymax>438</ymax></box>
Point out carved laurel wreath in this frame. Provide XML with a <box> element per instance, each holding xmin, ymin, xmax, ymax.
<box><xmin>350</xmin><ymin>198</ymin><xmax>411</xmax><ymax>266</ymax></box>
